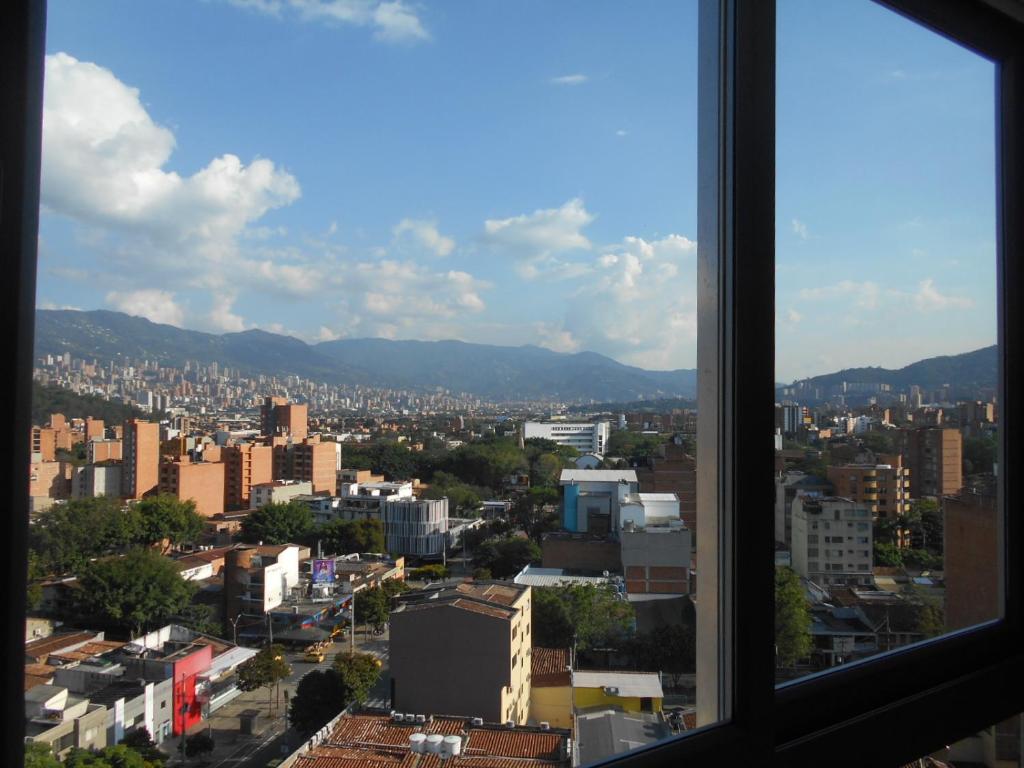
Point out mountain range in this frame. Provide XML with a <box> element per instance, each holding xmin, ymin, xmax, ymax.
<box><xmin>34</xmin><ymin>310</ymin><xmax>997</xmax><ymax>405</ymax></box>
<box><xmin>33</xmin><ymin>310</ymin><xmax>699</xmax><ymax>403</ymax></box>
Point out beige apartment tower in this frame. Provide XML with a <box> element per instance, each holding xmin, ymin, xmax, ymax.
<box><xmin>826</xmin><ymin>453</ymin><xmax>910</xmax><ymax>521</ymax></box>
<box><xmin>222</xmin><ymin>443</ymin><xmax>274</xmax><ymax>509</ymax></box>
<box><xmin>122</xmin><ymin>419</ymin><xmax>160</xmax><ymax>499</ymax></box>
<box><xmin>899</xmin><ymin>427</ymin><xmax>963</xmax><ymax>499</ymax></box>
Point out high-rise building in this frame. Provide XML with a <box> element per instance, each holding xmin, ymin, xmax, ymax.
<box><xmin>382</xmin><ymin>497</ymin><xmax>448</xmax><ymax>557</ymax></box>
<box><xmin>260</xmin><ymin>396</ymin><xmax>308</xmax><ymax>443</ymax></box>
<box><xmin>158</xmin><ymin>456</ymin><xmax>226</xmax><ymax>517</ymax></box>
<box><xmin>83</xmin><ymin>417</ymin><xmax>104</xmax><ymax>442</ymax></box>
<box><xmin>944</xmin><ymin>483</ymin><xmax>999</xmax><ymax>631</ymax></box>
<box><xmin>222</xmin><ymin>443</ymin><xmax>273</xmax><ymax>509</ymax></box>
<box><xmin>827</xmin><ymin>453</ymin><xmax>910</xmax><ymax>521</ymax></box>
<box><xmin>122</xmin><ymin>419</ymin><xmax>160</xmax><ymax>500</ymax></box>
<box><xmin>274</xmin><ymin>437</ymin><xmax>339</xmax><ymax>495</ymax></box>
<box><xmin>791</xmin><ymin>496</ymin><xmax>873</xmax><ymax>589</ymax></box>
<box><xmin>899</xmin><ymin>427</ymin><xmax>963</xmax><ymax>498</ymax></box>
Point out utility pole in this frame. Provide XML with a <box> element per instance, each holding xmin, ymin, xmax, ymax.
<box><xmin>350</xmin><ymin>591</ymin><xmax>356</xmax><ymax>655</ymax></box>
<box><xmin>267</xmin><ymin>613</ymin><xmax>274</xmax><ymax>646</ymax></box>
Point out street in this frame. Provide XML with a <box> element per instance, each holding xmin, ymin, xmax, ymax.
<box><xmin>170</xmin><ymin>624</ymin><xmax>392</xmax><ymax>768</ymax></box>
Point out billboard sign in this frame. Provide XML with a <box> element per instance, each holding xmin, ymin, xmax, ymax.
<box><xmin>312</xmin><ymin>558</ymin><xmax>335</xmax><ymax>585</ymax></box>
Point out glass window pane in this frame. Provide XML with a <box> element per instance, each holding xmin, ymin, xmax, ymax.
<box><xmin>775</xmin><ymin>0</ymin><xmax>998</xmax><ymax>682</ymax></box>
<box><xmin>29</xmin><ymin>0</ymin><xmax>713</xmax><ymax>763</ymax></box>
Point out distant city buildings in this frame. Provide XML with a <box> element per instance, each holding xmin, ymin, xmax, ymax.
<box><xmin>524</xmin><ymin>420</ymin><xmax>610</xmax><ymax>455</ymax></box>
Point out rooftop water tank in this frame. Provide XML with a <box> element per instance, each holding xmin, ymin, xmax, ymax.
<box><xmin>409</xmin><ymin>733</ymin><xmax>427</xmax><ymax>754</ymax></box>
<box><xmin>426</xmin><ymin>734</ymin><xmax>444</xmax><ymax>753</ymax></box>
<box><xmin>443</xmin><ymin>735</ymin><xmax>462</xmax><ymax>757</ymax></box>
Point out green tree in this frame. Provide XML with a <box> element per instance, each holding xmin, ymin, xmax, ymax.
<box><xmin>860</xmin><ymin>430</ymin><xmax>896</xmax><ymax>456</ymax></box>
<box><xmin>333</xmin><ymin>651</ymin><xmax>382</xmax><ymax>705</ymax></box>
<box><xmin>119</xmin><ymin>728</ymin><xmax>165</xmax><ymax>766</ymax></box>
<box><xmin>410</xmin><ymin>564</ymin><xmax>450</xmax><ymax>581</ymax></box>
<box><xmin>354</xmin><ymin>587</ymin><xmax>390</xmax><ymax>629</ymax></box>
<box><xmin>914</xmin><ymin>498</ymin><xmax>944</xmax><ymax>555</ymax></box>
<box><xmin>74</xmin><ymin>548</ymin><xmax>197</xmax><ymax>637</ymax></box>
<box><xmin>236</xmin><ymin>644</ymin><xmax>292</xmax><ymax>711</ymax></box>
<box><xmin>240</xmin><ymin>502</ymin><xmax>314</xmax><ymax>545</ymax></box>
<box><xmin>24</xmin><ymin>742</ymin><xmax>61</xmax><ymax>768</ymax></box>
<box><xmin>135</xmin><ymin>495</ymin><xmax>203</xmax><ymax>547</ymax></box>
<box><xmin>289</xmin><ymin>653</ymin><xmax>382</xmax><ymax>734</ymax></box>
<box><xmin>65</xmin><ymin>744</ymin><xmax>157</xmax><ymax>768</ymax></box>
<box><xmin>316</xmin><ymin>518</ymin><xmax>385</xmax><ymax>555</ymax></box>
<box><xmin>173</xmin><ymin>603</ymin><xmax>223</xmax><ymax>637</ymax></box>
<box><xmin>626</xmin><ymin>623</ymin><xmax>696</xmax><ymax>685</ymax></box>
<box><xmin>774</xmin><ymin>566</ymin><xmax>812</xmax><ymax>668</ymax></box>
<box><xmin>289</xmin><ymin>668</ymin><xmax>346</xmax><ymax>733</ymax></box>
<box><xmin>30</xmin><ymin>496</ymin><xmax>140</xmax><ymax>575</ymax></box>
<box><xmin>185</xmin><ymin>732</ymin><xmax>215</xmax><ymax>759</ymax></box>
<box><xmin>963</xmin><ymin>434</ymin><xmax>997</xmax><ymax>475</ymax></box>
<box><xmin>874</xmin><ymin>541</ymin><xmax>904</xmax><ymax>567</ymax></box>
<box><xmin>532</xmin><ymin>584</ymin><xmax>635</xmax><ymax>651</ymax></box>
<box><xmin>473</xmin><ymin>536</ymin><xmax>541</xmax><ymax>578</ymax></box>
<box><xmin>380</xmin><ymin>579</ymin><xmax>411</xmax><ymax>599</ymax></box>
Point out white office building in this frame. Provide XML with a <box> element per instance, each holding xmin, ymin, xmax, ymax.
<box><xmin>791</xmin><ymin>495</ymin><xmax>873</xmax><ymax>589</ymax></box>
<box><xmin>524</xmin><ymin>421</ymin><xmax>610</xmax><ymax>456</ymax></box>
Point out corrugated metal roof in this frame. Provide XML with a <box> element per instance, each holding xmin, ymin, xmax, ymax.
<box><xmin>559</xmin><ymin>470</ymin><xmax>637</xmax><ymax>484</ymax></box>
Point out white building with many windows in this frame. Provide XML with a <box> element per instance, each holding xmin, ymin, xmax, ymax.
<box><xmin>523</xmin><ymin>420</ymin><xmax>610</xmax><ymax>455</ymax></box>
<box><xmin>791</xmin><ymin>495</ymin><xmax>873</xmax><ymax>589</ymax></box>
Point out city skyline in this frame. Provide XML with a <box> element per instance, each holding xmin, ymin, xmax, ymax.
<box><xmin>37</xmin><ymin>0</ymin><xmax>996</xmax><ymax>382</ymax></box>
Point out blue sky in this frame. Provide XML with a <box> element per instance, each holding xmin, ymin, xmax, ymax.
<box><xmin>37</xmin><ymin>0</ymin><xmax>995</xmax><ymax>382</ymax></box>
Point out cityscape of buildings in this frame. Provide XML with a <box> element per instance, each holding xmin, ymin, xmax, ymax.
<box><xmin>18</xmin><ymin>302</ymin><xmax>1014</xmax><ymax>768</ymax></box>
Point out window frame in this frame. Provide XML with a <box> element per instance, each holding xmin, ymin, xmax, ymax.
<box><xmin>2</xmin><ymin>0</ymin><xmax>1023</xmax><ymax>764</ymax></box>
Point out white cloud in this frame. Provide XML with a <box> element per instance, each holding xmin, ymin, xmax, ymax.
<box><xmin>394</xmin><ymin>218</ymin><xmax>455</xmax><ymax>257</ymax></box>
<box><xmin>316</xmin><ymin>325</ymin><xmax>342</xmax><ymax>342</ymax></box>
<box><xmin>42</xmin><ymin>52</ymin><xmax>300</xmax><ymax>274</ymax></box>
<box><xmin>206</xmin><ymin>296</ymin><xmax>248</xmax><ymax>332</ymax></box>
<box><xmin>615</xmin><ymin>129</ymin><xmax>628</xmax><ymax>137</ymax></box>
<box><xmin>555</xmin><ymin>234</ymin><xmax>699</xmax><ymax>369</ymax></box>
<box><xmin>282</xmin><ymin>0</ymin><xmax>429</xmax><ymax>42</ymax></box>
<box><xmin>226</xmin><ymin>0</ymin><xmax>284</xmax><ymax>14</ymax></box>
<box><xmin>105</xmin><ymin>289</ymin><xmax>185</xmax><ymax>326</ymax></box>
<box><xmin>533</xmin><ymin>322</ymin><xmax>581</xmax><ymax>354</ymax></box>
<box><xmin>791</xmin><ymin>218</ymin><xmax>809</xmax><ymax>240</ymax></box>
<box><xmin>550</xmin><ymin>74</ymin><xmax>588</xmax><ymax>86</ymax></box>
<box><xmin>38</xmin><ymin>301</ymin><xmax>82</xmax><ymax>311</ymax></box>
<box><xmin>910</xmin><ymin>278</ymin><xmax>973</xmax><ymax>312</ymax></box>
<box><xmin>483</xmin><ymin>198</ymin><xmax>594</xmax><ymax>279</ymax></box>
<box><xmin>787</xmin><ymin>308</ymin><xmax>802</xmax><ymax>323</ymax></box>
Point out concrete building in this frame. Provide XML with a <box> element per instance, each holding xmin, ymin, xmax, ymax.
<box><xmin>158</xmin><ymin>456</ymin><xmax>226</xmax><ymax>517</ymax></box>
<box><xmin>30</xmin><ymin>460</ymin><xmax>72</xmax><ymax>504</ymax></box>
<box><xmin>87</xmin><ymin>438</ymin><xmax>122</xmax><ymax>463</ymax></box>
<box><xmin>390</xmin><ymin>582</ymin><xmax>532</xmax><ymax>724</ymax></box>
<box><xmin>529</xmin><ymin>647</ymin><xmax>573</xmax><ymax>729</ymax></box>
<box><xmin>122</xmin><ymin>419</ymin><xmax>160</xmax><ymax>500</ymax></box>
<box><xmin>223</xmin><ymin>544</ymin><xmax>302</xmax><ymax>622</ymax></box>
<box><xmin>634</xmin><ymin>439</ymin><xmax>697</xmax><ymax>533</ymax></box>
<box><xmin>620</xmin><ymin>525</ymin><xmax>691</xmax><ymax>597</ymax></box>
<box><xmin>944</xmin><ymin>483</ymin><xmax>999</xmax><ymax>631</ymax></box>
<box><xmin>25</xmin><ymin>684</ymin><xmax>108</xmax><ymax>759</ymax></box>
<box><xmin>260</xmin><ymin>396</ymin><xmax>308</xmax><ymax>443</ymax></box>
<box><xmin>558</xmin><ymin>469</ymin><xmax>639</xmax><ymax>535</ymax></box>
<box><xmin>899</xmin><ymin>426</ymin><xmax>963</xmax><ymax>499</ymax></box>
<box><xmin>251</xmin><ymin>479</ymin><xmax>313</xmax><ymax>508</ymax></box>
<box><xmin>383</xmin><ymin>497</ymin><xmax>449</xmax><ymax>557</ymax></box>
<box><xmin>84</xmin><ymin>417</ymin><xmax>104</xmax><ymax>442</ymax></box>
<box><xmin>221</xmin><ymin>443</ymin><xmax>273</xmax><ymax>509</ymax></box>
<box><xmin>524</xmin><ymin>420</ymin><xmax>610</xmax><ymax>455</ymax></box>
<box><xmin>273</xmin><ymin>437</ymin><xmax>340</xmax><ymax>496</ymax></box>
<box><xmin>827</xmin><ymin>454</ymin><xmax>910</xmax><ymax>521</ymax></box>
<box><xmin>71</xmin><ymin>464</ymin><xmax>122</xmax><ymax>499</ymax></box>
<box><xmin>791</xmin><ymin>496</ymin><xmax>873</xmax><ymax>589</ymax></box>
<box><xmin>774</xmin><ymin>472</ymin><xmax>832</xmax><ymax>548</ymax></box>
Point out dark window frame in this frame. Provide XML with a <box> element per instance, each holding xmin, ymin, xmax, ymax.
<box><xmin>2</xmin><ymin>0</ymin><xmax>1023</xmax><ymax>764</ymax></box>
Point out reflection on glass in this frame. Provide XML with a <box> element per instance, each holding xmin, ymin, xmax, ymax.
<box><xmin>775</xmin><ymin>0</ymin><xmax>998</xmax><ymax>682</ymax></box>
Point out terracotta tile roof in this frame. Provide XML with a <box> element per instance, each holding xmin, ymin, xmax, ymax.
<box><xmin>298</xmin><ymin>713</ymin><xmax>569</xmax><ymax>768</ymax></box>
<box><xmin>464</xmin><ymin>730</ymin><xmax>563</xmax><ymax>760</ymax></box>
<box><xmin>531</xmin><ymin>648</ymin><xmax>570</xmax><ymax>679</ymax></box>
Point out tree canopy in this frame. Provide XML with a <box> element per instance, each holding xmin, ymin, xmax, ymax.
<box><xmin>774</xmin><ymin>566</ymin><xmax>812</xmax><ymax>668</ymax></box>
<box><xmin>532</xmin><ymin>584</ymin><xmax>635</xmax><ymax>652</ymax></box>
<box><xmin>240</xmin><ymin>502</ymin><xmax>314</xmax><ymax>545</ymax></box>
<box><xmin>317</xmin><ymin>518</ymin><xmax>385</xmax><ymax>555</ymax></box>
<box><xmin>288</xmin><ymin>653</ymin><xmax>381</xmax><ymax>734</ymax></box>
<box><xmin>135</xmin><ymin>495</ymin><xmax>203</xmax><ymax>546</ymax></box>
<box><xmin>237</xmin><ymin>644</ymin><xmax>292</xmax><ymax>711</ymax></box>
<box><xmin>472</xmin><ymin>536</ymin><xmax>540</xmax><ymax>579</ymax></box>
<box><xmin>30</xmin><ymin>496</ymin><xmax>138</xmax><ymax>575</ymax></box>
<box><xmin>74</xmin><ymin>548</ymin><xmax>197</xmax><ymax>637</ymax></box>
<box><xmin>354</xmin><ymin>587</ymin><xmax>391</xmax><ymax>629</ymax></box>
